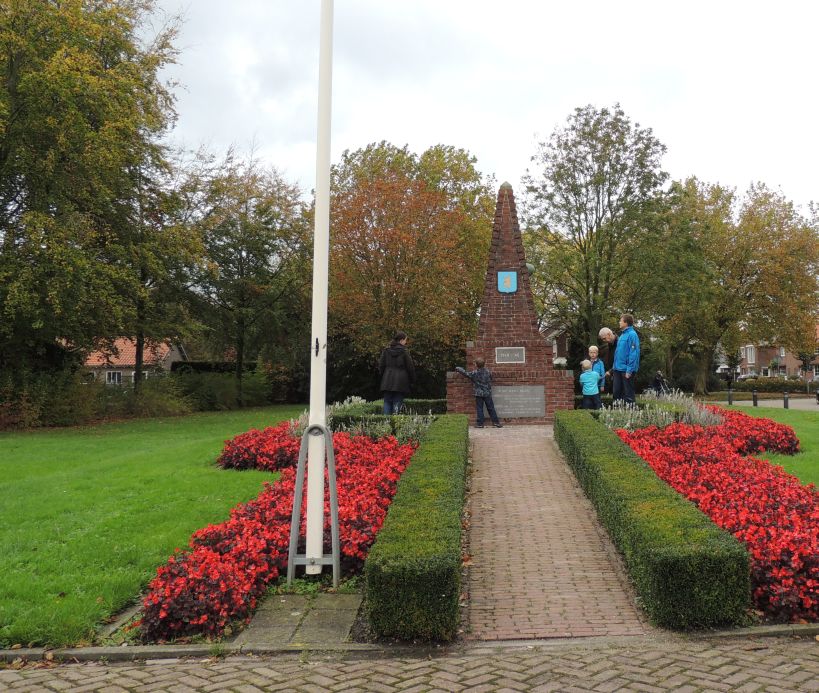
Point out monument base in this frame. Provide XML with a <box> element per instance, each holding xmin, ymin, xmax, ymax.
<box><xmin>446</xmin><ymin>371</ymin><xmax>574</xmax><ymax>425</ymax></box>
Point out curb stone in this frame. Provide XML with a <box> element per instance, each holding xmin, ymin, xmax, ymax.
<box><xmin>3</xmin><ymin>623</ymin><xmax>818</xmax><ymax>665</ymax></box>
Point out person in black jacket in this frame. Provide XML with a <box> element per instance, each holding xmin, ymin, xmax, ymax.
<box><xmin>378</xmin><ymin>331</ymin><xmax>415</xmax><ymax>414</ymax></box>
<box><xmin>598</xmin><ymin>326</ymin><xmax>618</xmax><ymax>394</ymax></box>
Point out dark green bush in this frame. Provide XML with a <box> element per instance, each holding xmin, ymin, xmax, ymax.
<box><xmin>573</xmin><ymin>394</ymin><xmax>614</xmax><ymax>408</ymax></box>
<box><xmin>174</xmin><ymin>371</ymin><xmax>270</xmax><ymax>410</ymax></box>
<box><xmin>171</xmin><ymin>361</ymin><xmax>257</xmax><ymax>373</ymax></box>
<box><xmin>364</xmin><ymin>415</ymin><xmax>469</xmax><ymax>641</ymax></box>
<box><xmin>728</xmin><ymin>377</ymin><xmax>813</xmax><ymax>393</ymax></box>
<box><xmin>554</xmin><ymin>410</ymin><xmax>750</xmax><ymax>629</ymax></box>
<box><xmin>330</xmin><ymin>398</ymin><xmax>447</xmax><ymax>431</ymax></box>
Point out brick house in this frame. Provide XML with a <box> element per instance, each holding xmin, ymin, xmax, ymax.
<box><xmin>85</xmin><ymin>338</ymin><xmax>188</xmax><ymax>384</ymax></box>
<box><xmin>735</xmin><ymin>324</ymin><xmax>819</xmax><ymax>380</ymax></box>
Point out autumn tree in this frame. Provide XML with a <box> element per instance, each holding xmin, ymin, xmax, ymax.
<box><xmin>0</xmin><ymin>0</ymin><xmax>178</xmax><ymax>372</ymax></box>
<box><xmin>522</xmin><ymin>104</ymin><xmax>668</xmax><ymax>359</ymax></box>
<box><xmin>636</xmin><ymin>179</ymin><xmax>819</xmax><ymax>393</ymax></box>
<box><xmin>328</xmin><ymin>142</ymin><xmax>494</xmax><ymax>397</ymax></box>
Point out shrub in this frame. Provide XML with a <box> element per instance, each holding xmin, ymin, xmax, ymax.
<box><xmin>364</xmin><ymin>415</ymin><xmax>469</xmax><ymax>641</ymax></box>
<box><xmin>597</xmin><ymin>391</ymin><xmax>723</xmax><ymax>431</ymax></box>
<box><xmin>174</xmin><ymin>371</ymin><xmax>270</xmax><ymax>410</ymax></box>
<box><xmin>730</xmin><ymin>377</ymin><xmax>812</xmax><ymax>393</ymax></box>
<box><xmin>554</xmin><ymin>410</ymin><xmax>750</xmax><ymax>629</ymax></box>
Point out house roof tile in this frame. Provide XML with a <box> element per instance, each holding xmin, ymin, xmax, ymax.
<box><xmin>85</xmin><ymin>338</ymin><xmax>172</xmax><ymax>368</ymax></box>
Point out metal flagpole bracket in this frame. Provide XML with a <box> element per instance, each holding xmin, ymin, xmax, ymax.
<box><xmin>286</xmin><ymin>423</ymin><xmax>340</xmax><ymax>587</ymax></box>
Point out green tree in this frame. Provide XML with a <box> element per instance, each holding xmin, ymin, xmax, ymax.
<box><xmin>191</xmin><ymin>153</ymin><xmax>309</xmax><ymax>406</ymax></box>
<box><xmin>522</xmin><ymin>104</ymin><xmax>668</xmax><ymax>359</ymax></box>
<box><xmin>0</xmin><ymin>0</ymin><xmax>178</xmax><ymax>371</ymax></box>
<box><xmin>115</xmin><ymin>159</ymin><xmax>203</xmax><ymax>393</ymax></box>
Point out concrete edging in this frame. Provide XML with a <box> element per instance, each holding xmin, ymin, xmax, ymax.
<box><xmin>3</xmin><ymin>623</ymin><xmax>818</xmax><ymax>665</ymax></box>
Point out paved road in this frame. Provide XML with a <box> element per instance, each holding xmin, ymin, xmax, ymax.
<box><xmin>708</xmin><ymin>397</ymin><xmax>819</xmax><ymax>411</ymax></box>
<box><xmin>3</xmin><ymin>635</ymin><xmax>818</xmax><ymax>691</ymax></box>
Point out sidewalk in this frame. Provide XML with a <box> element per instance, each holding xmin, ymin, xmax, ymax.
<box><xmin>3</xmin><ymin>634</ymin><xmax>818</xmax><ymax>691</ymax></box>
<box><xmin>709</xmin><ymin>397</ymin><xmax>819</xmax><ymax>411</ymax></box>
<box><xmin>466</xmin><ymin>425</ymin><xmax>647</xmax><ymax>640</ymax></box>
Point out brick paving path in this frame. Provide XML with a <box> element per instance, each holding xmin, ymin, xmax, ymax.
<box><xmin>3</xmin><ymin>635</ymin><xmax>818</xmax><ymax>691</ymax></box>
<box><xmin>466</xmin><ymin>426</ymin><xmax>647</xmax><ymax>640</ymax></box>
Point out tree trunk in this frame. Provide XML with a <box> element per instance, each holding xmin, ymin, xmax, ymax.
<box><xmin>692</xmin><ymin>346</ymin><xmax>714</xmax><ymax>395</ymax></box>
<box><xmin>134</xmin><ymin>329</ymin><xmax>144</xmax><ymax>396</ymax></box>
<box><xmin>235</xmin><ymin>318</ymin><xmax>245</xmax><ymax>408</ymax></box>
<box><xmin>133</xmin><ymin>290</ymin><xmax>146</xmax><ymax>395</ymax></box>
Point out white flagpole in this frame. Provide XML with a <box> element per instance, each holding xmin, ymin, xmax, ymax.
<box><xmin>304</xmin><ymin>0</ymin><xmax>334</xmax><ymax>574</ymax></box>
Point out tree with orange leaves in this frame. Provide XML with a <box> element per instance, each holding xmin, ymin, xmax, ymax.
<box><xmin>327</xmin><ymin>142</ymin><xmax>493</xmax><ymax>397</ymax></box>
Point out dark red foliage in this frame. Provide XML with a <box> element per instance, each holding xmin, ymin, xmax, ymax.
<box><xmin>140</xmin><ymin>429</ymin><xmax>416</xmax><ymax>640</ymax></box>
<box><xmin>618</xmin><ymin>407</ymin><xmax>818</xmax><ymax>622</ymax></box>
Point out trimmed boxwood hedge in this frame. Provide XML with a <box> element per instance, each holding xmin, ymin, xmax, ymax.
<box><xmin>364</xmin><ymin>414</ymin><xmax>469</xmax><ymax>641</ymax></box>
<box><xmin>554</xmin><ymin>410</ymin><xmax>750</xmax><ymax>629</ymax></box>
<box><xmin>332</xmin><ymin>398</ymin><xmax>447</xmax><ymax>431</ymax></box>
<box><xmin>573</xmin><ymin>393</ymin><xmax>614</xmax><ymax>408</ymax></box>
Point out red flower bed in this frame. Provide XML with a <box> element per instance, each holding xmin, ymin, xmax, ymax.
<box><xmin>216</xmin><ymin>423</ymin><xmax>302</xmax><ymax>471</ymax></box>
<box><xmin>617</xmin><ymin>408</ymin><xmax>818</xmax><ymax>622</ymax></box>
<box><xmin>140</xmin><ymin>428</ymin><xmax>416</xmax><ymax>640</ymax></box>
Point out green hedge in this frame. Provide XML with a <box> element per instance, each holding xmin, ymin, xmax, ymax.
<box><xmin>726</xmin><ymin>377</ymin><xmax>814</xmax><ymax>393</ymax></box>
<box><xmin>554</xmin><ymin>410</ymin><xmax>750</xmax><ymax>629</ymax></box>
<box><xmin>364</xmin><ymin>414</ymin><xmax>469</xmax><ymax>640</ymax></box>
<box><xmin>573</xmin><ymin>393</ymin><xmax>614</xmax><ymax>408</ymax></box>
<box><xmin>332</xmin><ymin>399</ymin><xmax>447</xmax><ymax>431</ymax></box>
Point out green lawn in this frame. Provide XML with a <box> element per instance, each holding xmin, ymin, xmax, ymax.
<box><xmin>0</xmin><ymin>405</ymin><xmax>303</xmax><ymax>648</ymax></box>
<box><xmin>730</xmin><ymin>406</ymin><xmax>819</xmax><ymax>487</ymax></box>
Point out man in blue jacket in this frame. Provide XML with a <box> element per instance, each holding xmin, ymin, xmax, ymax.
<box><xmin>612</xmin><ymin>313</ymin><xmax>640</xmax><ymax>405</ymax></box>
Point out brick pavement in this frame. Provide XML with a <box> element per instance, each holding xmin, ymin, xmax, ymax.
<box><xmin>465</xmin><ymin>425</ymin><xmax>647</xmax><ymax>640</ymax></box>
<box><xmin>3</xmin><ymin>635</ymin><xmax>818</xmax><ymax>691</ymax></box>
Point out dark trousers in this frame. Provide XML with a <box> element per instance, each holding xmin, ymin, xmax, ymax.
<box><xmin>475</xmin><ymin>396</ymin><xmax>500</xmax><ymax>426</ymax></box>
<box><xmin>581</xmin><ymin>394</ymin><xmax>602</xmax><ymax>410</ymax></box>
<box><xmin>612</xmin><ymin>371</ymin><xmax>635</xmax><ymax>405</ymax></box>
<box><xmin>382</xmin><ymin>391</ymin><xmax>405</xmax><ymax>414</ymax></box>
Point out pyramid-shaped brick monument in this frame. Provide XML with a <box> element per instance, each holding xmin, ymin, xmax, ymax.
<box><xmin>447</xmin><ymin>182</ymin><xmax>574</xmax><ymax>424</ymax></box>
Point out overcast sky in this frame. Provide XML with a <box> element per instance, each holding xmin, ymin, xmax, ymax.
<box><xmin>152</xmin><ymin>0</ymin><xmax>818</xmax><ymax>212</ymax></box>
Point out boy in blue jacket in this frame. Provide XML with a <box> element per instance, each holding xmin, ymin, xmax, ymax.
<box><xmin>455</xmin><ymin>357</ymin><xmax>503</xmax><ymax>428</ymax></box>
<box><xmin>579</xmin><ymin>359</ymin><xmax>602</xmax><ymax>409</ymax></box>
<box><xmin>588</xmin><ymin>344</ymin><xmax>606</xmax><ymax>394</ymax></box>
<box><xmin>612</xmin><ymin>313</ymin><xmax>640</xmax><ymax>405</ymax></box>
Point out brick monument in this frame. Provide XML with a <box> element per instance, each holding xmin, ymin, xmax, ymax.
<box><xmin>446</xmin><ymin>182</ymin><xmax>574</xmax><ymax>424</ymax></box>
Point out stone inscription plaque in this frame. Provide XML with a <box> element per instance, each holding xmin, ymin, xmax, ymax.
<box><xmin>493</xmin><ymin>385</ymin><xmax>545</xmax><ymax>418</ymax></box>
<box><xmin>495</xmin><ymin>346</ymin><xmax>525</xmax><ymax>364</ymax></box>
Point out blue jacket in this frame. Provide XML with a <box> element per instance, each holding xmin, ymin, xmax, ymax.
<box><xmin>579</xmin><ymin>370</ymin><xmax>599</xmax><ymax>395</ymax></box>
<box><xmin>591</xmin><ymin>358</ymin><xmax>606</xmax><ymax>390</ymax></box>
<box><xmin>613</xmin><ymin>326</ymin><xmax>640</xmax><ymax>374</ymax></box>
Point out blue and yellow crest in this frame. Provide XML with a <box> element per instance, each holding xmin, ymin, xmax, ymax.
<box><xmin>497</xmin><ymin>271</ymin><xmax>517</xmax><ymax>293</ymax></box>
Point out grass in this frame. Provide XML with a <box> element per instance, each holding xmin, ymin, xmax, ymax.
<box><xmin>725</xmin><ymin>406</ymin><xmax>819</xmax><ymax>487</ymax></box>
<box><xmin>0</xmin><ymin>405</ymin><xmax>303</xmax><ymax>648</ymax></box>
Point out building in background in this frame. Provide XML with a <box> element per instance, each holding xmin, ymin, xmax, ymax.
<box><xmin>84</xmin><ymin>338</ymin><xmax>187</xmax><ymax>384</ymax></box>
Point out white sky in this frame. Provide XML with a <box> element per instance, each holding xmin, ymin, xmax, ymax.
<box><xmin>153</xmin><ymin>0</ymin><xmax>818</xmax><ymax>212</ymax></box>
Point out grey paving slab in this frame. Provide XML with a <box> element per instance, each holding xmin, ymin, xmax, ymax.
<box><xmin>232</xmin><ymin>593</ymin><xmax>361</xmax><ymax>648</ymax></box>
